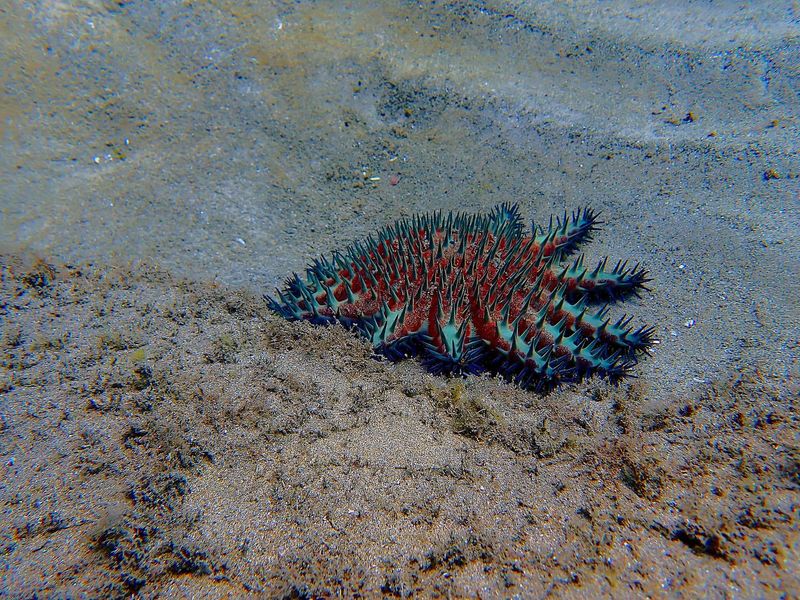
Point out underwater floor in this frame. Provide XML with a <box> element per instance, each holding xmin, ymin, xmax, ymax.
<box><xmin>1</xmin><ymin>1</ymin><xmax>798</xmax><ymax>597</ymax></box>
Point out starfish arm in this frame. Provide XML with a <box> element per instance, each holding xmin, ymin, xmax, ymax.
<box><xmin>558</xmin><ymin>257</ymin><xmax>651</xmax><ymax>302</ymax></box>
<box><xmin>487</xmin><ymin>202</ymin><xmax>525</xmax><ymax>236</ymax></box>
<box><xmin>533</xmin><ymin>207</ymin><xmax>601</xmax><ymax>260</ymax></box>
<box><xmin>515</xmin><ymin>284</ymin><xmax>653</xmax><ymax>357</ymax></box>
<box><xmin>571</xmin><ymin>304</ymin><xmax>655</xmax><ymax>354</ymax></box>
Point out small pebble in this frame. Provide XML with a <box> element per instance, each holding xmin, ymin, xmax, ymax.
<box><xmin>685</xmin><ymin>319</ymin><xmax>695</xmax><ymax>328</ymax></box>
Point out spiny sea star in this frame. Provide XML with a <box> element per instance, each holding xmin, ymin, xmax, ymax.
<box><xmin>268</xmin><ymin>204</ymin><xmax>654</xmax><ymax>391</ymax></box>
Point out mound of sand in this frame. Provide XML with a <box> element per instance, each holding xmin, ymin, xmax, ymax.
<box><xmin>1</xmin><ymin>255</ymin><xmax>796</xmax><ymax>597</ymax></box>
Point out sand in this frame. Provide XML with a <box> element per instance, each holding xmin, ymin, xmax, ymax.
<box><xmin>1</xmin><ymin>1</ymin><xmax>798</xmax><ymax>597</ymax></box>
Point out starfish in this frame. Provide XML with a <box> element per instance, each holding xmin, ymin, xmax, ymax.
<box><xmin>268</xmin><ymin>204</ymin><xmax>654</xmax><ymax>391</ymax></box>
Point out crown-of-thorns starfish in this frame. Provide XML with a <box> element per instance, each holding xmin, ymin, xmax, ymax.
<box><xmin>268</xmin><ymin>203</ymin><xmax>654</xmax><ymax>391</ymax></box>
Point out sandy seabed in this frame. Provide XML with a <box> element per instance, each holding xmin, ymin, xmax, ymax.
<box><xmin>0</xmin><ymin>256</ymin><xmax>797</xmax><ymax>598</ymax></box>
<box><xmin>1</xmin><ymin>1</ymin><xmax>798</xmax><ymax>598</ymax></box>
